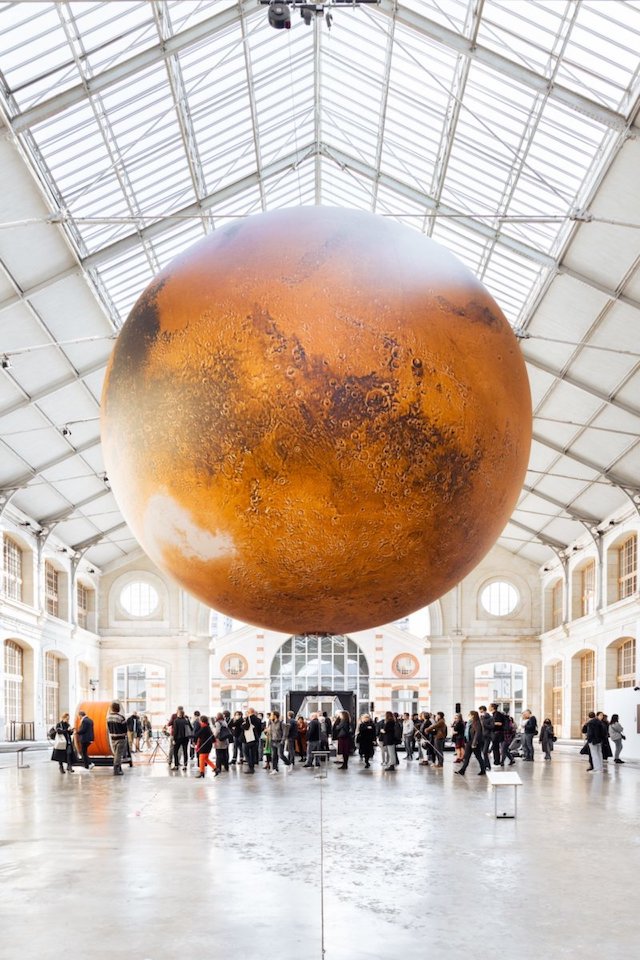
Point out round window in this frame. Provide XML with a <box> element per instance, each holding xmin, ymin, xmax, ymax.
<box><xmin>481</xmin><ymin>581</ymin><xmax>518</xmax><ymax>617</ymax></box>
<box><xmin>392</xmin><ymin>653</ymin><xmax>419</xmax><ymax>679</ymax></box>
<box><xmin>221</xmin><ymin>654</ymin><xmax>248</xmax><ymax>679</ymax></box>
<box><xmin>120</xmin><ymin>581</ymin><xmax>159</xmax><ymax>617</ymax></box>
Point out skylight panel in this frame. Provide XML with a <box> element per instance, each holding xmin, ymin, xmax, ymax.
<box><xmin>72</xmin><ymin>1</ymin><xmax>157</xmax><ymax>77</ymax></box>
<box><xmin>476</xmin><ymin>0</ymin><xmax>565</xmax><ymax>76</ymax></box>
<box><xmin>401</xmin><ymin>0</ymin><xmax>470</xmax><ymax>34</ymax></box>
<box><xmin>0</xmin><ymin>3</ymin><xmax>74</xmax><ymax>110</ymax></box>
<box><xmin>555</xmin><ymin>1</ymin><xmax>640</xmax><ymax>110</ymax></box>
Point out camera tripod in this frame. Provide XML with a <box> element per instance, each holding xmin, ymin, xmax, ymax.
<box><xmin>147</xmin><ymin>733</ymin><xmax>170</xmax><ymax>764</ymax></box>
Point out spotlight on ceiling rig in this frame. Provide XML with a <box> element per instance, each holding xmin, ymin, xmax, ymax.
<box><xmin>262</xmin><ymin>1</ymin><xmax>380</xmax><ymax>31</ymax></box>
<box><xmin>267</xmin><ymin>1</ymin><xmax>291</xmax><ymax>29</ymax></box>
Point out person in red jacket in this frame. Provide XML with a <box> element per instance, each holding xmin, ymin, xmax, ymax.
<box><xmin>194</xmin><ymin>715</ymin><xmax>216</xmax><ymax>778</ymax></box>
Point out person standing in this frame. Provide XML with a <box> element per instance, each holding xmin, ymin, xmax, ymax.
<box><xmin>212</xmin><ymin>712</ymin><xmax>231</xmax><ymax>773</ymax></box>
<box><xmin>107</xmin><ymin>701</ymin><xmax>128</xmax><ymax>776</ymax></box>
<box><xmin>402</xmin><ymin>713</ymin><xmax>415</xmax><ymax>760</ymax></box>
<box><xmin>500</xmin><ymin>709</ymin><xmax>517</xmax><ymax>766</ymax></box>
<box><xmin>76</xmin><ymin>710</ymin><xmax>95</xmax><ymax>769</ymax></box>
<box><xmin>194</xmin><ymin>715</ymin><xmax>216</xmax><ymax>778</ymax></box>
<box><xmin>455</xmin><ymin>711</ymin><xmax>486</xmax><ymax>776</ymax></box>
<box><xmin>126</xmin><ymin>711</ymin><xmax>138</xmax><ymax>753</ymax></box>
<box><xmin>582</xmin><ymin>711</ymin><xmax>605</xmax><ymax>772</ymax></box>
<box><xmin>598</xmin><ymin>713</ymin><xmax>613</xmax><ymax>764</ymax></box>
<box><xmin>478</xmin><ymin>706</ymin><xmax>493</xmax><ymax>770</ymax></box>
<box><xmin>285</xmin><ymin>711</ymin><xmax>297</xmax><ymax>765</ymax></box>
<box><xmin>172</xmin><ymin>708</ymin><xmax>192</xmax><ymax>770</ymax></box>
<box><xmin>451</xmin><ymin>712</ymin><xmax>465</xmax><ymax>764</ymax></box>
<box><xmin>268</xmin><ymin>711</ymin><xmax>286</xmax><ymax>774</ymax></box>
<box><xmin>304</xmin><ymin>712</ymin><xmax>322</xmax><ymax>767</ymax></box>
<box><xmin>334</xmin><ymin>711</ymin><xmax>352</xmax><ymax>769</ymax></box>
<box><xmin>521</xmin><ymin>710</ymin><xmax>538</xmax><ymax>761</ymax></box>
<box><xmin>423</xmin><ymin>712</ymin><xmax>447</xmax><ymax>766</ymax></box>
<box><xmin>382</xmin><ymin>711</ymin><xmax>398</xmax><ymax>771</ymax></box>
<box><xmin>609</xmin><ymin>714</ymin><xmax>625</xmax><ymax>764</ymax></box>
<box><xmin>190</xmin><ymin>710</ymin><xmax>202</xmax><ymax>764</ymax></box>
<box><xmin>242</xmin><ymin>708</ymin><xmax>261</xmax><ymax>774</ymax></box>
<box><xmin>296</xmin><ymin>716</ymin><xmax>308</xmax><ymax>763</ymax></box>
<box><xmin>356</xmin><ymin>714</ymin><xmax>376</xmax><ymax>768</ymax></box>
<box><xmin>229</xmin><ymin>710</ymin><xmax>244</xmax><ymax>765</ymax></box>
<box><xmin>489</xmin><ymin>703</ymin><xmax>506</xmax><ymax>766</ymax></box>
<box><xmin>141</xmin><ymin>715</ymin><xmax>152</xmax><ymax>750</ymax></box>
<box><xmin>51</xmin><ymin>712</ymin><xmax>75</xmax><ymax>774</ymax></box>
<box><xmin>539</xmin><ymin>718</ymin><xmax>555</xmax><ymax>760</ymax></box>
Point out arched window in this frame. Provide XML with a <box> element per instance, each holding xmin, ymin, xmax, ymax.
<box><xmin>580</xmin><ymin>651</ymin><xmax>595</xmax><ymax>719</ymax></box>
<box><xmin>3</xmin><ymin>536</ymin><xmax>23</xmax><ymax>602</ymax></box>
<box><xmin>44</xmin><ymin>653</ymin><xmax>60</xmax><ymax>724</ymax></box>
<box><xmin>618</xmin><ymin>535</ymin><xmax>637</xmax><ymax>600</ymax></box>
<box><xmin>581</xmin><ymin>561</ymin><xmax>595</xmax><ymax>617</ymax></box>
<box><xmin>551</xmin><ymin>580</ymin><xmax>563</xmax><ymax>628</ymax></box>
<box><xmin>617</xmin><ymin>638</ymin><xmax>636</xmax><ymax>688</ymax></box>
<box><xmin>44</xmin><ymin>562</ymin><xmax>60</xmax><ymax>617</ymax></box>
<box><xmin>4</xmin><ymin>640</ymin><xmax>24</xmax><ymax>724</ymax></box>
<box><xmin>551</xmin><ymin>661</ymin><xmax>563</xmax><ymax>730</ymax></box>
<box><xmin>270</xmin><ymin>635</ymin><xmax>369</xmax><ymax>717</ymax></box>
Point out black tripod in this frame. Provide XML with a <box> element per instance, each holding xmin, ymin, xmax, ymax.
<box><xmin>147</xmin><ymin>733</ymin><xmax>170</xmax><ymax>764</ymax></box>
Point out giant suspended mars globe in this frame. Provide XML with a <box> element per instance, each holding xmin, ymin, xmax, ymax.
<box><xmin>101</xmin><ymin>207</ymin><xmax>531</xmax><ymax>634</ymax></box>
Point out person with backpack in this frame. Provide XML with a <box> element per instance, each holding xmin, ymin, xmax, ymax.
<box><xmin>194</xmin><ymin>715</ymin><xmax>216</xmax><ymax>778</ymax></box>
<box><xmin>212</xmin><ymin>712</ymin><xmax>231</xmax><ymax>773</ymax></box>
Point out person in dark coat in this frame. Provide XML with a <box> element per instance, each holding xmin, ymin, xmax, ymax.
<box><xmin>539</xmin><ymin>718</ymin><xmax>555</xmax><ymax>760</ymax></box>
<box><xmin>76</xmin><ymin>710</ymin><xmax>95</xmax><ymax>769</ymax></box>
<box><xmin>455</xmin><ymin>711</ymin><xmax>486</xmax><ymax>776</ymax></box>
<box><xmin>598</xmin><ymin>712</ymin><xmax>613</xmax><ymax>762</ymax></box>
<box><xmin>334</xmin><ymin>710</ymin><xmax>352</xmax><ymax>769</ymax></box>
<box><xmin>229</xmin><ymin>711</ymin><xmax>244</xmax><ymax>765</ymax></box>
<box><xmin>51</xmin><ymin>712</ymin><xmax>75</xmax><ymax>773</ymax></box>
<box><xmin>355</xmin><ymin>714</ymin><xmax>376</xmax><ymax>768</ymax></box>
<box><xmin>242</xmin><ymin>708</ymin><xmax>262</xmax><ymax>773</ymax></box>
<box><xmin>304</xmin><ymin>713</ymin><xmax>322</xmax><ymax>767</ymax></box>
<box><xmin>172</xmin><ymin>708</ymin><xmax>192</xmax><ymax>770</ymax></box>
<box><xmin>382</xmin><ymin>711</ymin><xmax>398</xmax><ymax>771</ymax></box>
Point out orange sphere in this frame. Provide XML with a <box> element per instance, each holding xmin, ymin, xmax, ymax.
<box><xmin>101</xmin><ymin>207</ymin><xmax>531</xmax><ymax>634</ymax></box>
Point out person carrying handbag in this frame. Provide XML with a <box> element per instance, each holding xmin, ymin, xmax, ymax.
<box><xmin>51</xmin><ymin>712</ymin><xmax>75</xmax><ymax>774</ymax></box>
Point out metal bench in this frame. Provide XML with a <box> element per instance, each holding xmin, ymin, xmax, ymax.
<box><xmin>0</xmin><ymin>742</ymin><xmax>50</xmax><ymax>769</ymax></box>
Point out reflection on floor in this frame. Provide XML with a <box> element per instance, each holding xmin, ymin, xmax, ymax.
<box><xmin>1</xmin><ymin>747</ymin><xmax>637</xmax><ymax>960</ymax></box>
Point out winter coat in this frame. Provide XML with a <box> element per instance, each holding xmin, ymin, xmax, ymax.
<box><xmin>51</xmin><ymin>720</ymin><xmax>74</xmax><ymax>763</ymax></box>
<box><xmin>539</xmin><ymin>723</ymin><xmax>555</xmax><ymax>749</ymax></box>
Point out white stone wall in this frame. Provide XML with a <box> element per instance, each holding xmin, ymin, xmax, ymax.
<box><xmin>0</xmin><ymin>515</ymin><xmax>100</xmax><ymax>740</ymax></box>
<box><xmin>2</xmin><ymin>508</ymin><xmax>638</xmax><ymax>739</ymax></box>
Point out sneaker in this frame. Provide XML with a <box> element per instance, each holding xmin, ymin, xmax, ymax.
<box><xmin>270</xmin><ymin>770</ymin><xmax>278</xmax><ymax>775</ymax></box>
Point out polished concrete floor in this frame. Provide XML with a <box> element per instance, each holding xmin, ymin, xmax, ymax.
<box><xmin>1</xmin><ymin>746</ymin><xmax>638</xmax><ymax>960</ymax></box>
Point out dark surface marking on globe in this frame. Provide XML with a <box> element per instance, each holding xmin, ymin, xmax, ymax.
<box><xmin>435</xmin><ymin>295</ymin><xmax>502</xmax><ymax>328</ymax></box>
<box><xmin>114</xmin><ymin>277</ymin><xmax>166</xmax><ymax>376</ymax></box>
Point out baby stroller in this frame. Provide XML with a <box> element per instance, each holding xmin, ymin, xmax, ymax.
<box><xmin>508</xmin><ymin>733</ymin><xmax>523</xmax><ymax>759</ymax></box>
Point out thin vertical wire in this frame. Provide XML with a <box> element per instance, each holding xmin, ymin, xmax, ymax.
<box><xmin>319</xmin><ymin>774</ymin><xmax>326</xmax><ymax>959</ymax></box>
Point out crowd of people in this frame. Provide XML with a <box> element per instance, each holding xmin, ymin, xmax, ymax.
<box><xmin>50</xmin><ymin>701</ymin><xmax>628</xmax><ymax>777</ymax></box>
